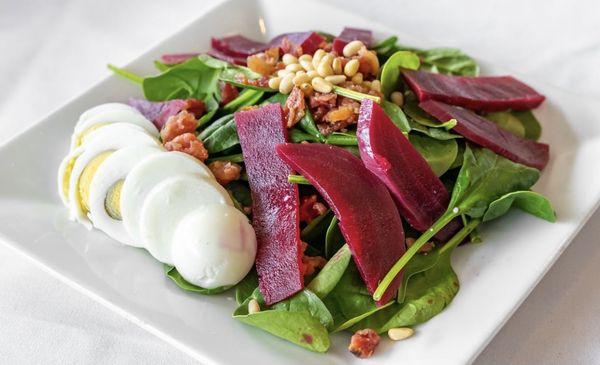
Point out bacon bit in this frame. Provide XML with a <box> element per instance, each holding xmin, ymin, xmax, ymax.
<box><xmin>208</xmin><ymin>160</ymin><xmax>242</xmax><ymax>185</ymax></box>
<box><xmin>164</xmin><ymin>133</ymin><xmax>208</xmax><ymax>162</ymax></box>
<box><xmin>324</xmin><ymin>106</ymin><xmax>355</xmax><ymax>123</ymax></box>
<box><xmin>183</xmin><ymin>99</ymin><xmax>206</xmax><ymax>119</ymax></box>
<box><xmin>234</xmin><ymin>73</ymin><xmax>270</xmax><ymax>88</ymax></box>
<box><xmin>247</xmin><ymin>47</ymin><xmax>280</xmax><ymax>75</ymax></box>
<box><xmin>284</xmin><ymin>86</ymin><xmax>306</xmax><ymax>128</ymax></box>
<box><xmin>309</xmin><ymin>92</ymin><xmax>338</xmax><ymax>109</ymax></box>
<box><xmin>349</xmin><ymin>329</ymin><xmax>380</xmax><ymax>359</ymax></box>
<box><xmin>300</xmin><ymin>241</ymin><xmax>327</xmax><ymax>277</ymax></box>
<box><xmin>160</xmin><ymin>110</ymin><xmax>197</xmax><ymax>143</ymax></box>
<box><xmin>299</xmin><ymin>194</ymin><xmax>327</xmax><ymax>223</ymax></box>
<box><xmin>220</xmin><ymin>82</ymin><xmax>239</xmax><ymax>106</ymax></box>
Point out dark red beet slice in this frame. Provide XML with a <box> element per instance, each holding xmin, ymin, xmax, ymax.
<box><xmin>420</xmin><ymin>100</ymin><xmax>550</xmax><ymax>170</ymax></box>
<box><xmin>332</xmin><ymin>27</ymin><xmax>372</xmax><ymax>54</ymax></box>
<box><xmin>402</xmin><ymin>69</ymin><xmax>545</xmax><ymax>112</ymax></box>
<box><xmin>268</xmin><ymin>32</ymin><xmax>325</xmax><ymax>55</ymax></box>
<box><xmin>207</xmin><ymin>49</ymin><xmax>247</xmax><ymax>66</ymax></box>
<box><xmin>128</xmin><ymin>98</ymin><xmax>205</xmax><ymax>129</ymax></box>
<box><xmin>160</xmin><ymin>53</ymin><xmax>200</xmax><ymax>65</ymax></box>
<box><xmin>357</xmin><ymin>100</ymin><xmax>457</xmax><ymax>236</ymax></box>
<box><xmin>235</xmin><ymin>104</ymin><xmax>304</xmax><ymax>305</ymax></box>
<box><xmin>211</xmin><ymin>35</ymin><xmax>268</xmax><ymax>57</ymax></box>
<box><xmin>276</xmin><ymin>143</ymin><xmax>405</xmax><ymax>305</ymax></box>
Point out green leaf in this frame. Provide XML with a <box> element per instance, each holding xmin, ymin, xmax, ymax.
<box><xmin>198</xmin><ymin>114</ymin><xmax>234</xmax><ymax>139</ymax></box>
<box><xmin>107</xmin><ymin>64</ymin><xmax>144</xmax><ymax>84</ymax></box>
<box><xmin>219</xmin><ymin>67</ymin><xmax>274</xmax><ymax>91</ymax></box>
<box><xmin>234</xmin><ymin>289</ymin><xmax>331</xmax><ymax>352</ymax></box>
<box><xmin>404</xmin><ymin>101</ymin><xmax>456</xmax><ymax>129</ymax></box>
<box><xmin>380</xmin><ymin>51</ymin><xmax>420</xmax><ymax>97</ymax></box>
<box><xmin>226</xmin><ymin>181</ymin><xmax>252</xmax><ymax>207</ymax></box>
<box><xmin>409</xmin><ymin>121</ymin><xmax>462</xmax><ymax>140</ymax></box>
<box><xmin>307</xmin><ymin>245</ymin><xmax>352</xmax><ymax>299</ymax></box>
<box><xmin>324</xmin><ymin>217</ymin><xmax>344</xmax><ymax>259</ymax></box>
<box><xmin>409</xmin><ymin>134</ymin><xmax>458</xmax><ymax>176</ymax></box>
<box><xmin>372</xmin><ymin>36</ymin><xmax>398</xmax><ymax>53</ymax></box>
<box><xmin>235</xmin><ymin>270</ymin><xmax>258</xmax><ymax>305</ymax></box>
<box><xmin>223</xmin><ymin>89</ymin><xmax>265</xmax><ymax>113</ymax></box>
<box><xmin>396</xmin><ymin>250</ymin><xmax>440</xmax><ymax>304</ymax></box>
<box><xmin>201</xmin><ymin>118</ymin><xmax>239</xmax><ymax>153</ymax></box>
<box><xmin>483</xmin><ymin>190</ymin><xmax>556</xmax><ymax>222</ymax></box>
<box><xmin>512</xmin><ymin>110</ymin><xmax>542</xmax><ymax>140</ymax></box>
<box><xmin>301</xmin><ymin>210</ymin><xmax>333</xmax><ymax>249</ymax></box>
<box><xmin>261</xmin><ymin>92</ymin><xmax>288</xmax><ymax>106</ymax></box>
<box><xmin>417</xmin><ymin>48</ymin><xmax>479</xmax><ymax>76</ymax></box>
<box><xmin>164</xmin><ymin>265</ymin><xmax>231</xmax><ymax>294</ymax></box>
<box><xmin>325</xmin><ymin>131</ymin><xmax>358</xmax><ymax>146</ymax></box>
<box><xmin>197</xmin><ymin>54</ymin><xmax>230</xmax><ymax>69</ymax></box>
<box><xmin>485</xmin><ymin>111</ymin><xmax>526</xmax><ymax>138</ymax></box>
<box><xmin>298</xmin><ymin>108</ymin><xmax>326</xmax><ymax>142</ymax></box>
<box><xmin>289</xmin><ymin>128</ymin><xmax>321</xmax><ymax>143</ymax></box>
<box><xmin>153</xmin><ymin>60</ymin><xmax>171</xmax><ymax>72</ymax></box>
<box><xmin>206</xmin><ymin>153</ymin><xmax>244</xmax><ymax>163</ymax></box>
<box><xmin>332</xmin><ymin>85</ymin><xmax>381</xmax><ymax>104</ymax></box>
<box><xmin>381</xmin><ymin>100</ymin><xmax>411</xmax><ymax>133</ymax></box>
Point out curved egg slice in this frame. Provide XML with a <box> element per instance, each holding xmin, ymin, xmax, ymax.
<box><xmin>88</xmin><ymin>145</ymin><xmax>163</xmax><ymax>245</ymax></box>
<box><xmin>139</xmin><ymin>173</ymin><xmax>232</xmax><ymax>265</ymax></box>
<box><xmin>121</xmin><ymin>152</ymin><xmax>213</xmax><ymax>247</ymax></box>
<box><xmin>70</xmin><ymin>107</ymin><xmax>158</xmax><ymax>151</ymax></box>
<box><xmin>171</xmin><ymin>204</ymin><xmax>257</xmax><ymax>289</ymax></box>
<box><xmin>66</xmin><ymin>123</ymin><xmax>161</xmax><ymax>228</ymax></box>
<box><xmin>78</xmin><ymin>103</ymin><xmax>140</xmax><ymax>122</ymax></box>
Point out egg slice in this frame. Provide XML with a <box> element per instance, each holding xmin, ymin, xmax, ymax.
<box><xmin>70</xmin><ymin>106</ymin><xmax>158</xmax><ymax>151</ymax></box>
<box><xmin>78</xmin><ymin>103</ymin><xmax>139</xmax><ymax>122</ymax></box>
<box><xmin>65</xmin><ymin>123</ymin><xmax>161</xmax><ymax>227</ymax></box>
<box><xmin>87</xmin><ymin>145</ymin><xmax>163</xmax><ymax>245</ymax></box>
<box><xmin>139</xmin><ymin>173</ymin><xmax>232</xmax><ymax>265</ymax></box>
<box><xmin>171</xmin><ymin>204</ymin><xmax>257</xmax><ymax>289</ymax></box>
<box><xmin>120</xmin><ymin>152</ymin><xmax>214</xmax><ymax>247</ymax></box>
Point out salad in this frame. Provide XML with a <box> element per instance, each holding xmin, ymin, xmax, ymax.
<box><xmin>59</xmin><ymin>27</ymin><xmax>556</xmax><ymax>358</ymax></box>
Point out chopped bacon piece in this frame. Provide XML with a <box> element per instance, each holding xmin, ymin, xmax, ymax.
<box><xmin>164</xmin><ymin>133</ymin><xmax>208</xmax><ymax>162</ymax></box>
<box><xmin>246</xmin><ymin>47</ymin><xmax>280</xmax><ymax>76</ymax></box>
<box><xmin>324</xmin><ymin>106</ymin><xmax>355</xmax><ymax>124</ymax></box>
<box><xmin>284</xmin><ymin>86</ymin><xmax>306</xmax><ymax>128</ymax></box>
<box><xmin>184</xmin><ymin>99</ymin><xmax>206</xmax><ymax>119</ymax></box>
<box><xmin>309</xmin><ymin>92</ymin><xmax>338</xmax><ymax>109</ymax></box>
<box><xmin>299</xmin><ymin>194</ymin><xmax>327</xmax><ymax>223</ymax></box>
<box><xmin>233</xmin><ymin>73</ymin><xmax>270</xmax><ymax>88</ymax></box>
<box><xmin>300</xmin><ymin>241</ymin><xmax>327</xmax><ymax>277</ymax></box>
<box><xmin>349</xmin><ymin>329</ymin><xmax>380</xmax><ymax>358</ymax></box>
<box><xmin>208</xmin><ymin>160</ymin><xmax>242</xmax><ymax>185</ymax></box>
<box><xmin>160</xmin><ymin>110</ymin><xmax>197</xmax><ymax>143</ymax></box>
<box><xmin>220</xmin><ymin>82</ymin><xmax>239</xmax><ymax>106</ymax></box>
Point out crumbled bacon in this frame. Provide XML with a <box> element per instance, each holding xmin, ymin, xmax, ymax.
<box><xmin>220</xmin><ymin>82</ymin><xmax>239</xmax><ymax>106</ymax></box>
<box><xmin>208</xmin><ymin>160</ymin><xmax>242</xmax><ymax>185</ymax></box>
<box><xmin>300</xmin><ymin>241</ymin><xmax>327</xmax><ymax>277</ymax></box>
<box><xmin>309</xmin><ymin>92</ymin><xmax>338</xmax><ymax>122</ymax></box>
<box><xmin>164</xmin><ymin>133</ymin><xmax>208</xmax><ymax>162</ymax></box>
<box><xmin>324</xmin><ymin>106</ymin><xmax>355</xmax><ymax>123</ymax></box>
<box><xmin>246</xmin><ymin>47</ymin><xmax>280</xmax><ymax>75</ymax></box>
<box><xmin>234</xmin><ymin>73</ymin><xmax>270</xmax><ymax>88</ymax></box>
<box><xmin>160</xmin><ymin>110</ymin><xmax>197</xmax><ymax>143</ymax></box>
<box><xmin>284</xmin><ymin>86</ymin><xmax>306</xmax><ymax>128</ymax></box>
<box><xmin>349</xmin><ymin>329</ymin><xmax>380</xmax><ymax>359</ymax></box>
<box><xmin>299</xmin><ymin>194</ymin><xmax>327</xmax><ymax>223</ymax></box>
<box><xmin>183</xmin><ymin>99</ymin><xmax>206</xmax><ymax>119</ymax></box>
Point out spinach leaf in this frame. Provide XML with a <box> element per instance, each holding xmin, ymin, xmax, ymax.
<box><xmin>202</xmin><ymin>118</ymin><xmax>239</xmax><ymax>153</ymax></box>
<box><xmin>396</xmin><ymin>250</ymin><xmax>440</xmax><ymax>304</ymax></box>
<box><xmin>409</xmin><ymin>134</ymin><xmax>458</xmax><ymax>176</ymax></box>
<box><xmin>261</xmin><ymin>92</ymin><xmax>288</xmax><ymax>106</ymax></box>
<box><xmin>153</xmin><ymin>60</ymin><xmax>171</xmax><ymax>72</ymax></box>
<box><xmin>450</xmin><ymin>141</ymin><xmax>466</xmax><ymax>169</ymax></box>
<box><xmin>289</xmin><ymin>128</ymin><xmax>321</xmax><ymax>143</ymax></box>
<box><xmin>233</xmin><ymin>288</ymin><xmax>331</xmax><ymax>352</ymax></box>
<box><xmin>404</xmin><ymin>101</ymin><xmax>456</xmax><ymax>129</ymax></box>
<box><xmin>325</xmin><ymin>131</ymin><xmax>358</xmax><ymax>146</ymax></box>
<box><xmin>485</xmin><ymin>111</ymin><xmax>526</xmax><ymax>138</ymax></box>
<box><xmin>381</xmin><ymin>100</ymin><xmax>411</xmax><ymax>133</ymax></box>
<box><xmin>372</xmin><ymin>36</ymin><xmax>398</xmax><ymax>54</ymax></box>
<box><xmin>301</xmin><ymin>210</ymin><xmax>333</xmax><ymax>249</ymax></box>
<box><xmin>512</xmin><ymin>110</ymin><xmax>542</xmax><ymax>140</ymax></box>
<box><xmin>307</xmin><ymin>245</ymin><xmax>352</xmax><ymax>299</ymax></box>
<box><xmin>417</xmin><ymin>48</ymin><xmax>479</xmax><ymax>76</ymax></box>
<box><xmin>409</xmin><ymin>120</ymin><xmax>462</xmax><ymax>140</ymax></box>
<box><xmin>483</xmin><ymin>190</ymin><xmax>556</xmax><ymax>222</ymax></box>
<box><xmin>219</xmin><ymin>67</ymin><xmax>273</xmax><ymax>91</ymax></box>
<box><xmin>235</xmin><ymin>270</ymin><xmax>258</xmax><ymax>305</ymax></box>
<box><xmin>164</xmin><ymin>265</ymin><xmax>231</xmax><ymax>294</ymax></box>
<box><xmin>223</xmin><ymin>89</ymin><xmax>265</xmax><ymax>113</ymax></box>
<box><xmin>197</xmin><ymin>54</ymin><xmax>230</xmax><ymax>69</ymax></box>
<box><xmin>380</xmin><ymin>50</ymin><xmax>420</xmax><ymax>97</ymax></box>
<box><xmin>198</xmin><ymin>114</ymin><xmax>234</xmax><ymax>139</ymax></box>
<box><xmin>299</xmin><ymin>108</ymin><xmax>326</xmax><ymax>142</ymax></box>
<box><xmin>206</xmin><ymin>153</ymin><xmax>244</xmax><ymax>163</ymax></box>
<box><xmin>226</xmin><ymin>181</ymin><xmax>252</xmax><ymax>208</ymax></box>
<box><xmin>324</xmin><ymin>217</ymin><xmax>345</xmax><ymax>259</ymax></box>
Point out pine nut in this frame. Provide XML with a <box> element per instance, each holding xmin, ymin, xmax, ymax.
<box><xmin>371</xmin><ymin>80</ymin><xmax>381</xmax><ymax>92</ymax></box>
<box><xmin>279</xmin><ymin>74</ymin><xmax>295</xmax><ymax>94</ymax></box>
<box><xmin>293</xmin><ymin>71</ymin><xmax>311</xmax><ymax>86</ymax></box>
<box><xmin>325</xmin><ymin>75</ymin><xmax>346</xmax><ymax>85</ymax></box>
<box><xmin>320</xmin><ymin>54</ymin><xmax>334</xmax><ymax>66</ymax></box>
<box><xmin>298</xmin><ymin>54</ymin><xmax>313</xmax><ymax>63</ymax></box>
<box><xmin>282</xmin><ymin>53</ymin><xmax>298</xmax><ymax>65</ymax></box>
<box><xmin>248</xmin><ymin>299</ymin><xmax>261</xmax><ymax>314</ymax></box>
<box><xmin>300</xmin><ymin>82</ymin><xmax>313</xmax><ymax>95</ymax></box>
<box><xmin>268</xmin><ymin>77</ymin><xmax>282</xmax><ymax>89</ymax></box>
<box><xmin>285</xmin><ymin>63</ymin><xmax>303</xmax><ymax>72</ymax></box>
<box><xmin>390</xmin><ymin>91</ymin><xmax>404</xmax><ymax>106</ymax></box>
<box><xmin>312</xmin><ymin>49</ymin><xmax>326</xmax><ymax>68</ymax></box>
<box><xmin>362</xmin><ymin>81</ymin><xmax>372</xmax><ymax>89</ymax></box>
<box><xmin>300</xmin><ymin>59</ymin><xmax>314</xmax><ymax>71</ymax></box>
<box><xmin>307</xmin><ymin>70</ymin><xmax>319</xmax><ymax>80</ymax></box>
<box><xmin>343</xmin><ymin>40</ymin><xmax>365</xmax><ymax>57</ymax></box>
<box><xmin>351</xmin><ymin>72</ymin><xmax>363</xmax><ymax>84</ymax></box>
<box><xmin>311</xmin><ymin>77</ymin><xmax>333</xmax><ymax>93</ymax></box>
<box><xmin>277</xmin><ymin>69</ymin><xmax>292</xmax><ymax>77</ymax></box>
<box><xmin>388</xmin><ymin>327</ymin><xmax>414</xmax><ymax>341</ymax></box>
<box><xmin>317</xmin><ymin>62</ymin><xmax>334</xmax><ymax>77</ymax></box>
<box><xmin>362</xmin><ymin>50</ymin><xmax>380</xmax><ymax>74</ymax></box>
<box><xmin>332</xmin><ymin>58</ymin><xmax>343</xmax><ymax>75</ymax></box>
<box><xmin>344</xmin><ymin>59</ymin><xmax>360</xmax><ymax>77</ymax></box>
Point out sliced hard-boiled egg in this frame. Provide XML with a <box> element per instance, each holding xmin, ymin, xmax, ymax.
<box><xmin>70</xmin><ymin>106</ymin><xmax>158</xmax><ymax>151</ymax></box>
<box><xmin>171</xmin><ymin>204</ymin><xmax>257</xmax><ymax>289</ymax></box>
<box><xmin>78</xmin><ymin>103</ymin><xmax>140</xmax><ymax>122</ymax></box>
<box><xmin>121</xmin><ymin>152</ymin><xmax>214</xmax><ymax>247</ymax></box>
<box><xmin>139</xmin><ymin>173</ymin><xmax>232</xmax><ymax>265</ymax></box>
<box><xmin>87</xmin><ymin>145</ymin><xmax>163</xmax><ymax>245</ymax></box>
<box><xmin>64</xmin><ymin>123</ymin><xmax>161</xmax><ymax>228</ymax></box>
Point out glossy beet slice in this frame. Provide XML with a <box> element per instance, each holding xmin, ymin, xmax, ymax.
<box><xmin>332</xmin><ymin>27</ymin><xmax>372</xmax><ymax>54</ymax></box>
<box><xmin>235</xmin><ymin>104</ymin><xmax>304</xmax><ymax>305</ymax></box>
<box><xmin>277</xmin><ymin>143</ymin><xmax>405</xmax><ymax>305</ymax></box>
<box><xmin>211</xmin><ymin>35</ymin><xmax>268</xmax><ymax>57</ymax></box>
<box><xmin>268</xmin><ymin>32</ymin><xmax>325</xmax><ymax>55</ymax></box>
<box><xmin>403</xmin><ymin>69</ymin><xmax>545</xmax><ymax>112</ymax></box>
<box><xmin>357</xmin><ymin>99</ymin><xmax>452</xmax><ymax>233</ymax></box>
<box><xmin>420</xmin><ymin>100</ymin><xmax>550</xmax><ymax>170</ymax></box>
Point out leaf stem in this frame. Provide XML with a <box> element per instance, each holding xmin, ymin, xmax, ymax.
<box><xmin>372</xmin><ymin>209</ymin><xmax>460</xmax><ymax>301</ymax></box>
<box><xmin>333</xmin><ymin>86</ymin><xmax>381</xmax><ymax>104</ymax></box>
<box><xmin>107</xmin><ymin>64</ymin><xmax>144</xmax><ymax>85</ymax></box>
<box><xmin>439</xmin><ymin>218</ymin><xmax>481</xmax><ymax>255</ymax></box>
<box><xmin>288</xmin><ymin>174</ymin><xmax>311</xmax><ymax>185</ymax></box>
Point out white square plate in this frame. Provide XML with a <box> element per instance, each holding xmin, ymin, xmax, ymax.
<box><xmin>1</xmin><ymin>0</ymin><xmax>599</xmax><ymax>363</ymax></box>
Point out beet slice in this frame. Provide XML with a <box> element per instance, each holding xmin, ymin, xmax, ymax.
<box><xmin>357</xmin><ymin>99</ymin><xmax>457</xmax><ymax>234</ymax></box>
<box><xmin>159</xmin><ymin>53</ymin><xmax>200</xmax><ymax>66</ymax></box>
<box><xmin>128</xmin><ymin>98</ymin><xmax>205</xmax><ymax>130</ymax></box>
<box><xmin>235</xmin><ymin>104</ymin><xmax>304</xmax><ymax>305</ymax></box>
<box><xmin>332</xmin><ymin>27</ymin><xmax>372</xmax><ymax>54</ymax></box>
<box><xmin>276</xmin><ymin>143</ymin><xmax>405</xmax><ymax>305</ymax></box>
<box><xmin>420</xmin><ymin>100</ymin><xmax>550</xmax><ymax>170</ymax></box>
<box><xmin>402</xmin><ymin>69</ymin><xmax>545</xmax><ymax>112</ymax></box>
<box><xmin>268</xmin><ymin>32</ymin><xmax>325</xmax><ymax>55</ymax></box>
<box><xmin>207</xmin><ymin>49</ymin><xmax>247</xmax><ymax>66</ymax></box>
<box><xmin>211</xmin><ymin>35</ymin><xmax>268</xmax><ymax>57</ymax></box>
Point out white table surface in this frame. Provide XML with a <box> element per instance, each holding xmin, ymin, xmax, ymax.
<box><xmin>1</xmin><ymin>0</ymin><xmax>599</xmax><ymax>363</ymax></box>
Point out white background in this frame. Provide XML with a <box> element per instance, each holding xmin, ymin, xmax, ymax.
<box><xmin>1</xmin><ymin>0</ymin><xmax>599</xmax><ymax>363</ymax></box>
